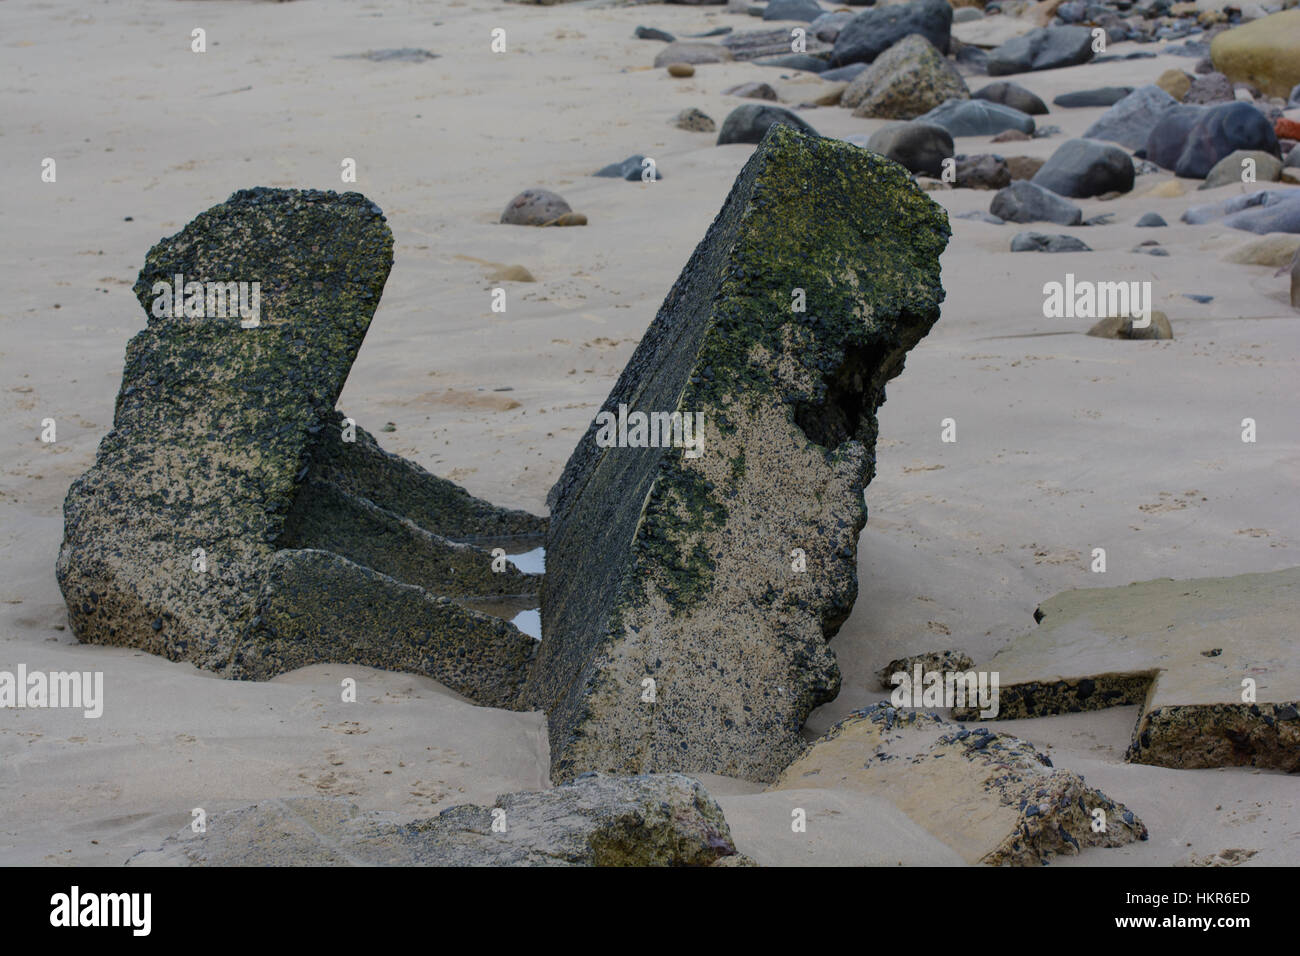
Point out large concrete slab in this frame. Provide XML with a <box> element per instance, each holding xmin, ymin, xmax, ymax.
<box><xmin>952</xmin><ymin>568</ymin><xmax>1300</xmax><ymax>772</ymax></box>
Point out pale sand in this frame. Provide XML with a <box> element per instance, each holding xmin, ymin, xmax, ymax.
<box><xmin>1</xmin><ymin>0</ymin><xmax>1296</xmax><ymax>866</ymax></box>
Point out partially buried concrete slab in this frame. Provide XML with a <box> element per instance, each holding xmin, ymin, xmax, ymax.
<box><xmin>952</xmin><ymin>568</ymin><xmax>1300</xmax><ymax>772</ymax></box>
<box><xmin>525</xmin><ymin>124</ymin><xmax>950</xmax><ymax>783</ymax></box>
<box><xmin>57</xmin><ymin>189</ymin><xmax>545</xmax><ymax>708</ymax></box>
<box><xmin>773</xmin><ymin>704</ymin><xmax>1149</xmax><ymax>866</ymax></box>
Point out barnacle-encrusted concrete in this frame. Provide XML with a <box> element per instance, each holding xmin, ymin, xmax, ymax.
<box><xmin>57</xmin><ymin>188</ymin><xmax>544</xmax><ymax>707</ymax></box>
<box><xmin>952</xmin><ymin>569</ymin><xmax>1300</xmax><ymax>772</ymax></box>
<box><xmin>525</xmin><ymin>125</ymin><xmax>950</xmax><ymax>783</ymax></box>
<box><xmin>775</xmin><ymin>704</ymin><xmax>1149</xmax><ymax>866</ymax></box>
<box><xmin>127</xmin><ymin>774</ymin><xmax>742</xmax><ymax>867</ymax></box>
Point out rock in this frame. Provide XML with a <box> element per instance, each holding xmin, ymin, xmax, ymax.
<box><xmin>1223</xmin><ymin>233</ymin><xmax>1300</xmax><ymax>265</ymax></box>
<box><xmin>716</xmin><ymin>104</ymin><xmax>817</xmax><ymax>144</ymax></box>
<box><xmin>754</xmin><ymin>53</ymin><xmax>830</xmax><ymax>72</ymax></box>
<box><xmin>653</xmin><ymin>42</ymin><xmax>734</xmax><ymax>67</ymax></box>
<box><xmin>1031</xmin><ymin>138</ymin><xmax>1135</xmax><ymax>197</ymax></box>
<box><xmin>1135</xmin><ymin>211</ymin><xmax>1168</xmax><ymax>226</ymax></box>
<box><xmin>864</xmin><ymin>121</ymin><xmax>955</xmax><ymax>176</ymax></box>
<box><xmin>773</xmin><ymin>705</ymin><xmax>1149</xmax><ymax>865</ymax></box>
<box><xmin>337</xmin><ymin>48</ymin><xmax>439</xmax><ymax>62</ymax></box>
<box><xmin>917</xmin><ymin>98</ymin><xmax>1036</xmax><ymax>136</ymax></box>
<box><xmin>1010</xmin><ymin>231</ymin><xmax>1093</xmax><ymax>251</ymax></box>
<box><xmin>1209</xmin><ymin>9</ymin><xmax>1300</xmax><ymax>99</ymax></box>
<box><xmin>1054</xmin><ymin>87</ymin><xmax>1135</xmax><ymax>109</ymax></box>
<box><xmin>953</xmin><ymin>210</ymin><xmax>1006</xmax><ymax>224</ymax></box>
<box><xmin>525</xmin><ymin>126</ymin><xmax>949</xmax><ymax>783</ymax></box>
<box><xmin>955</xmin><ymin>153</ymin><xmax>1011</xmax><ymax>189</ymax></box>
<box><xmin>953</xmin><ymin>6</ymin><xmax>984</xmax><ymax>22</ymax></box>
<box><xmin>635</xmin><ymin>26</ymin><xmax>676</xmax><ymax>42</ymax></box>
<box><xmin>1148</xmin><ymin>101</ymin><xmax>1280</xmax><ymax>178</ymax></box>
<box><xmin>991</xmin><ymin>128</ymin><xmax>1033</xmax><ymax>143</ymax></box>
<box><xmin>723</xmin><ymin>27</ymin><xmax>832</xmax><ymax>60</ymax></box>
<box><xmin>542</xmin><ymin>212</ymin><xmax>587</xmax><ymax>227</ymax></box>
<box><xmin>1005</xmin><ymin>155</ymin><xmax>1045</xmax><ymax>180</ymax></box>
<box><xmin>1221</xmin><ymin>190</ymin><xmax>1300</xmax><ymax>233</ymax></box>
<box><xmin>1156</xmin><ymin>68</ymin><xmax>1193</xmax><ymax>100</ymax></box>
<box><xmin>674</xmin><ymin>107</ymin><xmax>718</xmax><ymax>132</ymax></box>
<box><xmin>876</xmin><ymin>650</ymin><xmax>975</xmax><ymax>690</ymax></box>
<box><xmin>841</xmin><ymin>34</ymin><xmax>970</xmax><ymax>119</ymax></box>
<box><xmin>1284</xmin><ymin>144</ymin><xmax>1300</xmax><ymax>167</ymax></box>
<box><xmin>990</xmin><ymin>180</ymin><xmax>1084</xmax><ymax>224</ymax></box>
<box><xmin>763</xmin><ymin>0</ymin><xmax>825</xmax><ymax>20</ymax></box>
<box><xmin>724</xmin><ymin>81</ymin><xmax>778</xmax><ymax>100</ymax></box>
<box><xmin>809</xmin><ymin>11</ymin><xmax>855</xmax><ymax>41</ymax></box>
<box><xmin>57</xmin><ymin>189</ymin><xmax>546</xmax><ymax>703</ymax></box>
<box><xmin>1082</xmin><ymin>85</ymin><xmax>1180</xmax><ymax>150</ymax></box>
<box><xmin>1185</xmin><ymin>71</ymin><xmax>1236</xmax><ymax>104</ymax></box>
<box><xmin>127</xmin><ymin>774</ymin><xmax>741</xmax><ymax>867</ymax></box>
<box><xmin>502</xmin><ymin>188</ymin><xmax>573</xmax><ymax>225</ymax></box>
<box><xmin>953</xmin><ymin>569</ymin><xmax>1300</xmax><ymax>772</ymax></box>
<box><xmin>1086</xmin><ymin>311</ymin><xmax>1174</xmax><ymax>338</ymax></box>
<box><xmin>594</xmin><ymin>155</ymin><xmax>664</xmax><ymax>181</ymax></box>
<box><xmin>1199</xmin><ymin>148</ymin><xmax>1282</xmax><ymax>187</ymax></box>
<box><xmin>819</xmin><ymin>62</ymin><xmax>870</xmax><ymax>83</ymax></box>
<box><xmin>667</xmin><ymin>62</ymin><xmax>696</xmax><ymax>77</ymax></box>
<box><xmin>830</xmin><ymin>0</ymin><xmax>954</xmax><ymax>67</ymax></box>
<box><xmin>987</xmin><ymin>26</ymin><xmax>1095</xmax><ymax>76</ymax></box>
<box><xmin>1277</xmin><ymin>117</ymin><xmax>1300</xmax><ymax>140</ymax></box>
<box><xmin>972</xmin><ymin>81</ymin><xmax>1049</xmax><ymax>116</ymax></box>
<box><xmin>1131</xmin><ymin>241</ymin><xmax>1170</xmax><ymax>256</ymax></box>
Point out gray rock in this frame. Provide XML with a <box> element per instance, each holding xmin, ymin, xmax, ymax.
<box><xmin>809</xmin><ymin>10</ymin><xmax>854</xmax><ymax>42</ymax></box>
<box><xmin>1082</xmin><ymin>85</ymin><xmax>1179</xmax><ymax>150</ymax></box>
<box><xmin>127</xmin><ymin>774</ymin><xmax>741</xmax><ymax>867</ymax></box>
<box><xmin>501</xmin><ymin>188</ymin><xmax>573</xmax><ymax>225</ymax></box>
<box><xmin>717</xmin><ymin>104</ymin><xmax>818</xmax><ymax>144</ymax></box>
<box><xmin>594</xmin><ymin>155</ymin><xmax>664</xmax><ymax>181</ymax></box>
<box><xmin>763</xmin><ymin>0</ymin><xmax>825</xmax><ymax>21</ymax></box>
<box><xmin>918</xmin><ymin>98</ymin><xmax>1035</xmax><ymax>137</ymax></box>
<box><xmin>819</xmin><ymin>62</ymin><xmax>870</xmax><ymax>83</ymax></box>
<box><xmin>1131</xmin><ymin>241</ymin><xmax>1170</xmax><ymax>256</ymax></box>
<box><xmin>724</xmin><ymin>81</ymin><xmax>780</xmax><ymax>100</ymax></box>
<box><xmin>876</xmin><ymin>649</ymin><xmax>975</xmax><ymax>690</ymax></box>
<box><xmin>841</xmin><ymin>34</ymin><xmax>969</xmax><ymax>119</ymax></box>
<box><xmin>525</xmin><ymin>126</ymin><xmax>949</xmax><ymax>783</ymax></box>
<box><xmin>972</xmin><ymin>81</ymin><xmax>1049</xmax><ymax>116</ymax></box>
<box><xmin>990</xmin><ymin>180</ymin><xmax>1083</xmax><ymax>225</ymax></box>
<box><xmin>723</xmin><ymin>27</ymin><xmax>832</xmax><ymax>60</ymax></box>
<box><xmin>1184</xmin><ymin>71</ymin><xmax>1234</xmax><ymax>105</ymax></box>
<box><xmin>635</xmin><ymin>26</ymin><xmax>676</xmax><ymax>42</ymax></box>
<box><xmin>675</xmin><ymin>107</ymin><xmax>717</xmax><ymax>132</ymax></box>
<box><xmin>864</xmin><ymin>121</ymin><xmax>954</xmax><ymax>176</ymax></box>
<box><xmin>953</xmin><ymin>6</ymin><xmax>983</xmax><ymax>22</ymax></box>
<box><xmin>955</xmin><ymin>153</ymin><xmax>1011</xmax><ymax>190</ymax></box>
<box><xmin>1053</xmin><ymin>86</ymin><xmax>1134</xmax><ymax>108</ymax></box>
<box><xmin>754</xmin><ymin>53</ymin><xmax>830</xmax><ymax>71</ymax></box>
<box><xmin>1147</xmin><ymin>101</ymin><xmax>1280</xmax><ymax>179</ymax></box>
<box><xmin>987</xmin><ymin>26</ymin><xmax>1095</xmax><ymax>76</ymax></box>
<box><xmin>1182</xmin><ymin>189</ymin><xmax>1300</xmax><ymax>233</ymax></box>
<box><xmin>653</xmin><ymin>42</ymin><xmax>734</xmax><ymax>67</ymax></box>
<box><xmin>1199</xmin><ymin>149</ymin><xmax>1282</xmax><ymax>188</ymax></box>
<box><xmin>1031</xmin><ymin>138</ymin><xmax>1135</xmax><ymax>198</ymax></box>
<box><xmin>953</xmin><ymin>210</ymin><xmax>1006</xmax><ymax>224</ymax></box>
<box><xmin>1286</xmin><ymin>143</ymin><xmax>1300</xmax><ymax>168</ymax></box>
<box><xmin>1135</xmin><ymin>212</ymin><xmax>1167</xmax><ymax>227</ymax></box>
<box><xmin>1010</xmin><ymin>231</ymin><xmax>1093</xmax><ymax>252</ymax></box>
<box><xmin>57</xmin><ymin>189</ymin><xmax>546</xmax><ymax>704</ymax></box>
<box><xmin>830</xmin><ymin>0</ymin><xmax>954</xmax><ymax>66</ymax></box>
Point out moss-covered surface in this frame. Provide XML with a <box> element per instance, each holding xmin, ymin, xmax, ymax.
<box><xmin>57</xmin><ymin>188</ymin><xmax>544</xmax><ymax>704</ymax></box>
<box><xmin>528</xmin><ymin>126</ymin><xmax>950</xmax><ymax>783</ymax></box>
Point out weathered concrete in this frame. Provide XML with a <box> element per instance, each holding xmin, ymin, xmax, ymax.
<box><xmin>126</xmin><ymin>774</ymin><xmax>741</xmax><ymax>866</ymax></box>
<box><xmin>525</xmin><ymin>125</ymin><xmax>950</xmax><ymax>783</ymax></box>
<box><xmin>953</xmin><ymin>569</ymin><xmax>1300</xmax><ymax>772</ymax></box>
<box><xmin>774</xmin><ymin>704</ymin><xmax>1149</xmax><ymax>865</ymax></box>
<box><xmin>57</xmin><ymin>189</ymin><xmax>544</xmax><ymax>707</ymax></box>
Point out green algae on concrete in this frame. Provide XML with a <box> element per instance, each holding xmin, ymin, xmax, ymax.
<box><xmin>952</xmin><ymin>568</ymin><xmax>1300</xmax><ymax>772</ymax></box>
<box><xmin>57</xmin><ymin>188</ymin><xmax>544</xmax><ymax>706</ymax></box>
<box><xmin>526</xmin><ymin>125</ymin><xmax>951</xmax><ymax>783</ymax></box>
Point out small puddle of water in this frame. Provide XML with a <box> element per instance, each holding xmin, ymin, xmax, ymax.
<box><xmin>457</xmin><ymin>542</ymin><xmax>544</xmax><ymax>639</ymax></box>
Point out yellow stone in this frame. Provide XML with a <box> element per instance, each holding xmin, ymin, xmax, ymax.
<box><xmin>1156</xmin><ymin>68</ymin><xmax>1192</xmax><ymax>101</ymax></box>
<box><xmin>1210</xmin><ymin>9</ymin><xmax>1300</xmax><ymax>99</ymax></box>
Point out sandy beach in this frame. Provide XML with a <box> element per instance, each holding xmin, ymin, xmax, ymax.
<box><xmin>1</xmin><ymin>0</ymin><xmax>1297</xmax><ymax>867</ymax></box>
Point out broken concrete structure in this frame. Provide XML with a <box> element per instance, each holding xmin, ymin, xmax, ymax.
<box><xmin>57</xmin><ymin>188</ymin><xmax>544</xmax><ymax>708</ymax></box>
<box><xmin>127</xmin><ymin>773</ymin><xmax>741</xmax><ymax>867</ymax></box>
<box><xmin>952</xmin><ymin>569</ymin><xmax>1300</xmax><ymax>772</ymax></box>
<box><xmin>525</xmin><ymin>125</ymin><xmax>950</xmax><ymax>782</ymax></box>
<box><xmin>775</xmin><ymin>704</ymin><xmax>1149</xmax><ymax>865</ymax></box>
